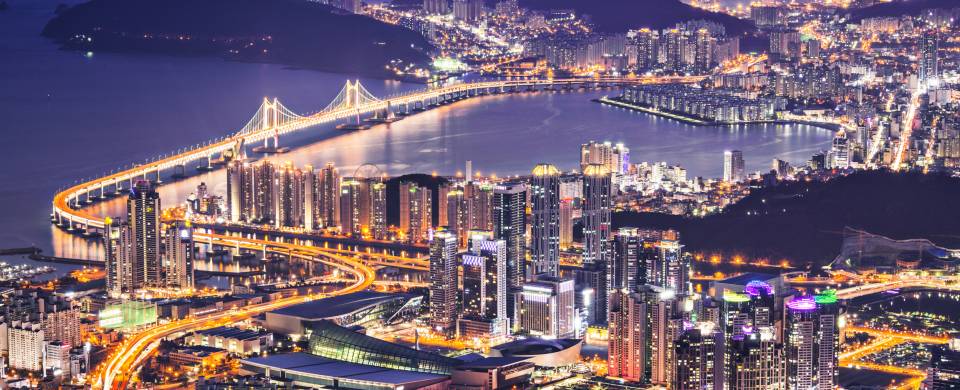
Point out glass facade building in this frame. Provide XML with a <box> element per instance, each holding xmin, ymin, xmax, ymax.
<box><xmin>307</xmin><ymin>320</ymin><xmax>461</xmax><ymax>375</ymax></box>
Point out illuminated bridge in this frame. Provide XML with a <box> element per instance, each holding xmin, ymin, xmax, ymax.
<box><xmin>51</xmin><ymin>76</ymin><xmax>703</xmax><ymax>235</ymax></box>
<box><xmin>835</xmin><ymin>276</ymin><xmax>960</xmax><ymax>299</ymax></box>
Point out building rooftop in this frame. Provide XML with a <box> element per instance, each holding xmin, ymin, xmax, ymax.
<box><xmin>269</xmin><ymin>291</ymin><xmax>407</xmax><ymax>320</ymax></box>
<box><xmin>718</xmin><ymin>272</ymin><xmax>780</xmax><ymax>286</ymax></box>
<box><xmin>491</xmin><ymin>338</ymin><xmax>581</xmax><ymax>356</ymax></box>
<box><xmin>456</xmin><ymin>356</ymin><xmax>528</xmax><ymax>370</ymax></box>
<box><xmin>197</xmin><ymin>326</ymin><xmax>265</xmax><ymax>341</ymax></box>
<box><xmin>242</xmin><ymin>353</ymin><xmax>449</xmax><ymax>385</ymax></box>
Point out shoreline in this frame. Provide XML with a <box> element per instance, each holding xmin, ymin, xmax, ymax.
<box><xmin>595</xmin><ymin>96</ymin><xmax>842</xmax><ymax>132</ymax></box>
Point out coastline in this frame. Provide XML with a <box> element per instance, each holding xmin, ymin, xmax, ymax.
<box><xmin>595</xmin><ymin>96</ymin><xmax>842</xmax><ymax>132</ymax></box>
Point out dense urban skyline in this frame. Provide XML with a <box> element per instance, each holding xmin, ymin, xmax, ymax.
<box><xmin>0</xmin><ymin>0</ymin><xmax>959</xmax><ymax>389</ymax></box>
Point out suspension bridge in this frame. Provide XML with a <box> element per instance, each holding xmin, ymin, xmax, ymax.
<box><xmin>51</xmin><ymin>75</ymin><xmax>704</xmax><ymax>234</ymax></box>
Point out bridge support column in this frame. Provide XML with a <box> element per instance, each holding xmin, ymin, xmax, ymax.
<box><xmin>155</xmin><ymin>168</ymin><xmax>163</xmax><ymax>184</ymax></box>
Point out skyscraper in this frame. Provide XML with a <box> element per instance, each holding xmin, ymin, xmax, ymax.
<box><xmin>446</xmin><ymin>186</ymin><xmax>469</xmax><ymax>246</ymax></box>
<box><xmin>452</xmin><ymin>0</ymin><xmax>482</xmax><ymax>23</ymax></box>
<box><xmin>785</xmin><ymin>290</ymin><xmax>840</xmax><ymax>390</ymax></box>
<box><xmin>721</xmin><ymin>283</ymin><xmax>785</xmax><ymax>390</ymax></box>
<box><xmin>423</xmin><ymin>0</ymin><xmax>448</xmax><ymax>14</ymax></box>
<box><xmin>581</xmin><ymin>164</ymin><xmax>611</xmax><ymax>324</ymax></box>
<box><xmin>580</xmin><ymin>141</ymin><xmax>630</xmax><ymax>174</ymax></box>
<box><xmin>370</xmin><ymin>180</ymin><xmax>387</xmax><ymax>240</ymax></box>
<box><xmin>304</xmin><ymin>165</ymin><xmax>316</xmax><ymax>230</ymax></box>
<box><xmin>128</xmin><ymin>180</ymin><xmax>162</xmax><ymax>288</ymax></box>
<box><xmin>518</xmin><ymin>275</ymin><xmax>575</xmax><ymax>339</ymax></box>
<box><xmin>340</xmin><ymin>178</ymin><xmax>370</xmax><ymax>236</ymax></box>
<box><xmin>645</xmin><ymin>230</ymin><xmax>688</xmax><ymax>295</ymax></box>
<box><xmin>275</xmin><ymin>162</ymin><xmax>305</xmax><ymax>228</ymax></box>
<box><xmin>531</xmin><ymin>164</ymin><xmax>561</xmax><ymax>277</ymax></box>
<box><xmin>610</xmin><ymin>228</ymin><xmax>642</xmax><ymax>293</ymax></box>
<box><xmin>429</xmin><ymin>230</ymin><xmax>458</xmax><ymax>336</ymax></box>
<box><xmin>400</xmin><ymin>182</ymin><xmax>432</xmax><ymax>242</ymax></box>
<box><xmin>226</xmin><ymin>160</ymin><xmax>245</xmax><ymax>223</ymax></box>
<box><xmin>104</xmin><ymin>220</ymin><xmax>134</xmax><ymax>298</ymax></box>
<box><xmin>459</xmin><ymin>235</ymin><xmax>508</xmax><ymax>338</ymax></box>
<box><xmin>318</xmin><ymin>162</ymin><xmax>340</xmax><ymax>228</ymax></box>
<box><xmin>920</xmin><ymin>30</ymin><xmax>940</xmax><ymax>85</ymax></box>
<box><xmin>164</xmin><ymin>222</ymin><xmax>194</xmax><ymax>290</ymax></box>
<box><xmin>674</xmin><ymin>322</ymin><xmax>720</xmax><ymax>390</ymax></box>
<box><xmin>607</xmin><ymin>289</ymin><xmax>647</xmax><ymax>382</ymax></box>
<box><xmin>558</xmin><ymin>198</ymin><xmax>574</xmax><ymax>250</ymax></box>
<box><xmin>607</xmin><ymin>285</ymin><xmax>679</xmax><ymax>385</ymax></box>
<box><xmin>492</xmin><ymin>183</ymin><xmax>527</xmax><ymax>290</ymax></box>
<box><xmin>581</xmin><ymin>164</ymin><xmax>611</xmax><ymax>265</ymax></box>
<box><xmin>723</xmin><ymin>150</ymin><xmax>745</xmax><ymax>183</ymax></box>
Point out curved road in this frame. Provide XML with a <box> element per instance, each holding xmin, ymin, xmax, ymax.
<box><xmin>96</xmin><ymin>238</ymin><xmax>376</xmax><ymax>390</ymax></box>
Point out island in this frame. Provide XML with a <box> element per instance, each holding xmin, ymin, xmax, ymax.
<box><xmin>42</xmin><ymin>0</ymin><xmax>434</xmax><ymax>78</ymax></box>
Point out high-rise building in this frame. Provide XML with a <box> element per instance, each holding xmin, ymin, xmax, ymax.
<box><xmin>452</xmin><ymin>0</ymin><xmax>482</xmax><ymax>23</ymax></box>
<box><xmin>721</xmin><ymin>283</ymin><xmax>785</xmax><ymax>390</ymax></box>
<box><xmin>304</xmin><ymin>166</ymin><xmax>316</xmax><ymax>230</ymax></box>
<box><xmin>400</xmin><ymin>182</ymin><xmax>432</xmax><ymax>242</ymax></box>
<box><xmin>340</xmin><ymin>178</ymin><xmax>372</xmax><ymax>236</ymax></box>
<box><xmin>318</xmin><ymin>162</ymin><xmax>340</xmax><ymax>228</ymax></box>
<box><xmin>607</xmin><ymin>289</ymin><xmax>647</xmax><ymax>382</ymax></box>
<box><xmin>492</xmin><ymin>183</ymin><xmax>527</xmax><ymax>290</ymax></box>
<box><xmin>164</xmin><ymin>222</ymin><xmax>194</xmax><ymax>290</ymax></box>
<box><xmin>694</xmin><ymin>28</ymin><xmax>714</xmax><ymax>72</ymax></box>
<box><xmin>785</xmin><ymin>291</ymin><xmax>840</xmax><ymax>390</ymax></box>
<box><xmin>558</xmin><ymin>198</ymin><xmax>574</xmax><ymax>250</ymax></box>
<box><xmin>607</xmin><ymin>285</ymin><xmax>679</xmax><ymax>385</ymax></box>
<box><xmin>446</xmin><ymin>186</ymin><xmax>467</xmax><ymax>246</ymax></box>
<box><xmin>674</xmin><ymin>322</ymin><xmax>719</xmax><ymax>390</ymax></box>
<box><xmin>44</xmin><ymin>341</ymin><xmax>72</xmax><ymax>377</ymax></box>
<box><xmin>581</xmin><ymin>164</ymin><xmax>611</xmax><ymax>265</ymax></box>
<box><xmin>531</xmin><ymin>164</ymin><xmax>561</xmax><ymax>277</ymax></box>
<box><xmin>610</xmin><ymin>228</ymin><xmax>642</xmax><ymax>293</ymax></box>
<box><xmin>251</xmin><ymin>162</ymin><xmax>277</xmax><ymax>224</ymax></box>
<box><xmin>423</xmin><ymin>0</ymin><xmax>448</xmax><ymax>14</ymax></box>
<box><xmin>751</xmin><ymin>6</ymin><xmax>783</xmax><ymax>27</ymax></box>
<box><xmin>370</xmin><ymin>181</ymin><xmax>387</xmax><ymax>240</ymax></box>
<box><xmin>226</xmin><ymin>160</ymin><xmax>245</xmax><ymax>223</ymax></box>
<box><xmin>580</xmin><ymin>141</ymin><xmax>629</xmax><ymax>174</ymax></box>
<box><xmin>632</xmin><ymin>28</ymin><xmax>658</xmax><ymax>70</ymax></box>
<box><xmin>645</xmin><ymin>230</ymin><xmax>688</xmax><ymax>295</ymax></box>
<box><xmin>429</xmin><ymin>230</ymin><xmax>458</xmax><ymax>336</ymax></box>
<box><xmin>459</xmin><ymin>235</ymin><xmax>508</xmax><ymax>338</ymax></box>
<box><xmin>927</xmin><ymin>341</ymin><xmax>960</xmax><ymax>389</ymax></box>
<box><xmin>830</xmin><ymin>130</ymin><xmax>851</xmax><ymax>169</ymax></box>
<box><xmin>8</xmin><ymin>321</ymin><xmax>44</xmax><ymax>371</ymax></box>
<box><xmin>723</xmin><ymin>150</ymin><xmax>745</xmax><ymax>183</ymax></box>
<box><xmin>920</xmin><ymin>30</ymin><xmax>940</xmax><ymax>85</ymax></box>
<box><xmin>466</xmin><ymin>181</ymin><xmax>493</xmax><ymax>231</ymax></box>
<box><xmin>104</xmin><ymin>221</ymin><xmax>134</xmax><ymax>298</ymax></box>
<box><xmin>128</xmin><ymin>180</ymin><xmax>162</xmax><ymax>288</ymax></box>
<box><xmin>275</xmin><ymin>162</ymin><xmax>305</xmax><ymax>228</ymax></box>
<box><xmin>518</xmin><ymin>276</ymin><xmax>575</xmax><ymax>339</ymax></box>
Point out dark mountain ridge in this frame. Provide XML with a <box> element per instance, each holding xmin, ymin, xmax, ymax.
<box><xmin>520</xmin><ymin>0</ymin><xmax>756</xmax><ymax>35</ymax></box>
<box><xmin>42</xmin><ymin>0</ymin><xmax>434</xmax><ymax>76</ymax></box>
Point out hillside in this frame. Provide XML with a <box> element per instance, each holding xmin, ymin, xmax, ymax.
<box><xmin>613</xmin><ymin>171</ymin><xmax>960</xmax><ymax>267</ymax></box>
<box><xmin>520</xmin><ymin>0</ymin><xmax>756</xmax><ymax>35</ymax></box>
<box><xmin>849</xmin><ymin>0</ymin><xmax>959</xmax><ymax>21</ymax></box>
<box><xmin>42</xmin><ymin>0</ymin><xmax>433</xmax><ymax>76</ymax></box>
